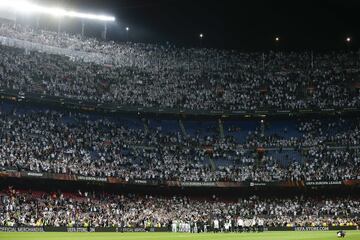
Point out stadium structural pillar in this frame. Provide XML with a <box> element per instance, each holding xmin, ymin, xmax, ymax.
<box><xmin>81</xmin><ymin>20</ymin><xmax>85</xmax><ymax>38</ymax></box>
<box><xmin>14</xmin><ymin>11</ymin><xmax>17</xmax><ymax>29</ymax></box>
<box><xmin>103</xmin><ymin>23</ymin><xmax>108</xmax><ymax>40</ymax></box>
<box><xmin>57</xmin><ymin>18</ymin><xmax>62</xmax><ymax>37</ymax></box>
<box><xmin>36</xmin><ymin>16</ymin><xmax>40</xmax><ymax>30</ymax></box>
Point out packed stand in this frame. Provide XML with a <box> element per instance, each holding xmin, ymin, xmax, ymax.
<box><xmin>0</xmin><ymin>188</ymin><xmax>359</xmax><ymax>229</ymax></box>
<box><xmin>0</xmin><ymin>22</ymin><xmax>360</xmax><ymax>111</ymax></box>
<box><xmin>0</xmin><ymin>103</ymin><xmax>360</xmax><ymax>182</ymax></box>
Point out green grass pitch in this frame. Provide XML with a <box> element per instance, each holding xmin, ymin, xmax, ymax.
<box><xmin>0</xmin><ymin>231</ymin><xmax>359</xmax><ymax>240</ymax></box>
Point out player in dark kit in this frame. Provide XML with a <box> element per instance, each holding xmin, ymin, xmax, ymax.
<box><xmin>337</xmin><ymin>230</ymin><xmax>346</xmax><ymax>238</ymax></box>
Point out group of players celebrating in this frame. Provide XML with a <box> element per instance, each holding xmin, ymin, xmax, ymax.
<box><xmin>171</xmin><ymin>217</ymin><xmax>265</xmax><ymax>233</ymax></box>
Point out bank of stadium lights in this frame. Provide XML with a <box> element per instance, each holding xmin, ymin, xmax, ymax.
<box><xmin>346</xmin><ymin>37</ymin><xmax>351</xmax><ymax>43</ymax></box>
<box><xmin>199</xmin><ymin>33</ymin><xmax>204</xmax><ymax>47</ymax></box>
<box><xmin>0</xmin><ymin>0</ymin><xmax>115</xmax><ymax>22</ymax></box>
<box><xmin>125</xmin><ymin>27</ymin><xmax>130</xmax><ymax>41</ymax></box>
<box><xmin>275</xmin><ymin>37</ymin><xmax>280</xmax><ymax>42</ymax></box>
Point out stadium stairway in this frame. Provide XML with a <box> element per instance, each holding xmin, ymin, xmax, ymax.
<box><xmin>218</xmin><ymin>119</ymin><xmax>225</xmax><ymax>139</ymax></box>
<box><xmin>207</xmin><ymin>157</ymin><xmax>217</xmax><ymax>171</ymax></box>
<box><xmin>178</xmin><ymin>119</ymin><xmax>187</xmax><ymax>136</ymax></box>
<box><xmin>142</xmin><ymin>118</ymin><xmax>149</xmax><ymax>134</ymax></box>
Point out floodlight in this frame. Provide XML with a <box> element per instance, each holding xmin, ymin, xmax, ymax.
<box><xmin>346</xmin><ymin>37</ymin><xmax>351</xmax><ymax>43</ymax></box>
<box><xmin>0</xmin><ymin>0</ymin><xmax>115</xmax><ymax>22</ymax></box>
<box><xmin>50</xmin><ymin>8</ymin><xmax>67</xmax><ymax>17</ymax></box>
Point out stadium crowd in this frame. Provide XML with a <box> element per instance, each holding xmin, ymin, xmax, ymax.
<box><xmin>0</xmin><ymin>105</ymin><xmax>359</xmax><ymax>182</ymax></box>
<box><xmin>0</xmin><ymin>188</ymin><xmax>359</xmax><ymax>229</ymax></box>
<box><xmin>0</xmin><ymin>22</ymin><xmax>360</xmax><ymax>111</ymax></box>
<box><xmin>0</xmin><ymin>14</ymin><xmax>360</xmax><ymax>236</ymax></box>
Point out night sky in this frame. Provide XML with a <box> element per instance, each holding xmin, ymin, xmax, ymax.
<box><xmin>34</xmin><ymin>0</ymin><xmax>360</xmax><ymax>51</ymax></box>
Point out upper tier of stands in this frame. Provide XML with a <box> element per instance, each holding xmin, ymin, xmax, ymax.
<box><xmin>0</xmin><ymin>22</ymin><xmax>359</xmax><ymax>112</ymax></box>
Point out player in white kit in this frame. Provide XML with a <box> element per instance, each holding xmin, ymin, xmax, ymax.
<box><xmin>213</xmin><ymin>219</ymin><xmax>219</xmax><ymax>233</ymax></box>
<box><xmin>172</xmin><ymin>220</ymin><xmax>177</xmax><ymax>232</ymax></box>
<box><xmin>237</xmin><ymin>217</ymin><xmax>244</xmax><ymax>232</ymax></box>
